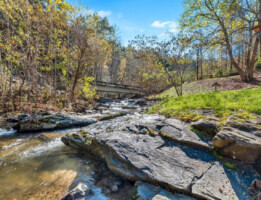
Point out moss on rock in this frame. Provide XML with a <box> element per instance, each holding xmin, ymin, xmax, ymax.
<box><xmin>211</xmin><ymin>149</ymin><xmax>237</xmax><ymax>170</ymax></box>
<box><xmin>148</xmin><ymin>128</ymin><xmax>156</xmax><ymax>137</ymax></box>
<box><xmin>190</xmin><ymin>125</ymin><xmax>214</xmax><ymax>140</ymax></box>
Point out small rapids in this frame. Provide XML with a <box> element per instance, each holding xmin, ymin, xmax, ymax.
<box><xmin>0</xmin><ymin>99</ymin><xmax>143</xmax><ymax>199</ymax></box>
<box><xmin>20</xmin><ymin>137</ymin><xmax>64</xmax><ymax>158</ymax></box>
<box><xmin>0</xmin><ymin>128</ymin><xmax>17</xmax><ymax>137</ymax></box>
<box><xmin>0</xmin><ymin>127</ymin><xmax>132</xmax><ymax>199</ymax></box>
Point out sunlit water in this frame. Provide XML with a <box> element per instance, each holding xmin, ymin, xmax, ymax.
<box><xmin>0</xmin><ymin>128</ymin><xmax>130</xmax><ymax>200</ymax></box>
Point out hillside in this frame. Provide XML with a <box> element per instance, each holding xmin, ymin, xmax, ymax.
<box><xmin>156</xmin><ymin>73</ymin><xmax>261</xmax><ymax>99</ymax></box>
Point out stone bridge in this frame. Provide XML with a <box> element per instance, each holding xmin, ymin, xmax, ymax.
<box><xmin>92</xmin><ymin>81</ymin><xmax>144</xmax><ymax>95</ymax></box>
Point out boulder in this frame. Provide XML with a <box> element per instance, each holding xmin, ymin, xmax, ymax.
<box><xmin>191</xmin><ymin>119</ymin><xmax>219</xmax><ymax>136</ymax></box>
<box><xmin>248</xmin><ymin>179</ymin><xmax>261</xmax><ymax>200</ymax></box>
<box><xmin>12</xmin><ymin>109</ymin><xmax>130</xmax><ymax>133</ymax></box>
<box><xmin>213</xmin><ymin>126</ymin><xmax>261</xmax><ymax>164</ymax></box>
<box><xmin>134</xmin><ymin>99</ymin><xmax>147</xmax><ymax>106</ymax></box>
<box><xmin>62</xmin><ymin>182</ymin><xmax>90</xmax><ymax>200</ymax></box>
<box><xmin>111</xmin><ymin>184</ymin><xmax>119</xmax><ymax>193</ymax></box>
<box><xmin>95</xmin><ymin>171</ymin><xmax>125</xmax><ymax>194</ymax></box>
<box><xmin>62</xmin><ymin>114</ymin><xmax>239</xmax><ymax>200</ymax></box>
<box><xmin>152</xmin><ymin>195</ymin><xmax>170</xmax><ymax>200</ymax></box>
<box><xmin>14</xmin><ymin>114</ymin><xmax>97</xmax><ymax>133</ymax></box>
<box><xmin>226</xmin><ymin>116</ymin><xmax>261</xmax><ymax>137</ymax></box>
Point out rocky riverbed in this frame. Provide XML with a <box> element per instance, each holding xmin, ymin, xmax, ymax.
<box><xmin>0</xmin><ymin>98</ymin><xmax>260</xmax><ymax>199</ymax></box>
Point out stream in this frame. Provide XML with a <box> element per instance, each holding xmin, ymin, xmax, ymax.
<box><xmin>0</xmin><ymin>99</ymin><xmax>145</xmax><ymax>200</ymax></box>
<box><xmin>0</xmin><ymin>99</ymin><xmax>260</xmax><ymax>200</ymax></box>
<box><xmin>0</xmin><ymin>129</ymin><xmax>137</xmax><ymax>200</ymax></box>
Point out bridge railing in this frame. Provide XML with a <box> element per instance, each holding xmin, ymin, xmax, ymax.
<box><xmin>92</xmin><ymin>81</ymin><xmax>143</xmax><ymax>91</ymax></box>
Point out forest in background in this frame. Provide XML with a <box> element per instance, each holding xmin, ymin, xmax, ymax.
<box><xmin>1</xmin><ymin>0</ymin><xmax>261</xmax><ymax>113</ymax></box>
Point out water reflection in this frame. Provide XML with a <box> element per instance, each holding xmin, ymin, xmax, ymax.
<box><xmin>0</xmin><ymin>129</ymin><xmax>133</xmax><ymax>200</ymax></box>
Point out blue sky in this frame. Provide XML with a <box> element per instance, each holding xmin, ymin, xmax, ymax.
<box><xmin>67</xmin><ymin>0</ymin><xmax>184</xmax><ymax>45</ymax></box>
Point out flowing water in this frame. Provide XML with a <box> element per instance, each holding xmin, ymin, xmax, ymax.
<box><xmin>0</xmin><ymin>99</ymin><xmax>260</xmax><ymax>200</ymax></box>
<box><xmin>0</xmin><ymin>127</ymin><xmax>132</xmax><ymax>200</ymax></box>
<box><xmin>0</xmin><ymin>99</ymin><xmax>145</xmax><ymax>199</ymax></box>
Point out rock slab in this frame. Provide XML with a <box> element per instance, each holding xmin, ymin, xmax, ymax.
<box><xmin>13</xmin><ymin>111</ymin><xmax>125</xmax><ymax>133</ymax></box>
<box><xmin>62</xmin><ymin>114</ymin><xmax>239</xmax><ymax>200</ymax></box>
<box><xmin>213</xmin><ymin>126</ymin><xmax>261</xmax><ymax>164</ymax></box>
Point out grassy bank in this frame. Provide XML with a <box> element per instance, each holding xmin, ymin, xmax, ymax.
<box><xmin>155</xmin><ymin>73</ymin><xmax>261</xmax><ymax>99</ymax></box>
<box><xmin>148</xmin><ymin>87</ymin><xmax>261</xmax><ymax>122</ymax></box>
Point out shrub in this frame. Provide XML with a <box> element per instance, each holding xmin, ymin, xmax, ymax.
<box><xmin>214</xmin><ymin>69</ymin><xmax>223</xmax><ymax>77</ymax></box>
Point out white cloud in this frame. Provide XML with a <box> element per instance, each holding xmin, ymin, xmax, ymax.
<box><xmin>97</xmin><ymin>10</ymin><xmax>112</xmax><ymax>18</ymax></box>
<box><xmin>151</xmin><ymin>20</ymin><xmax>169</xmax><ymax>28</ymax></box>
<box><xmin>151</xmin><ymin>20</ymin><xmax>178</xmax><ymax>33</ymax></box>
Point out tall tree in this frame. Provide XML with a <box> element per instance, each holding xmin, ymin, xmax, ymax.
<box><xmin>181</xmin><ymin>0</ymin><xmax>260</xmax><ymax>82</ymax></box>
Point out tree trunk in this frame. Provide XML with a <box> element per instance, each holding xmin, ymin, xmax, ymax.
<box><xmin>196</xmin><ymin>48</ymin><xmax>199</xmax><ymax>80</ymax></box>
<box><xmin>200</xmin><ymin>48</ymin><xmax>203</xmax><ymax>79</ymax></box>
<box><xmin>70</xmin><ymin>62</ymin><xmax>81</xmax><ymax>103</ymax></box>
<box><xmin>211</xmin><ymin>7</ymin><xmax>253</xmax><ymax>82</ymax></box>
<box><xmin>245</xmin><ymin>38</ymin><xmax>259</xmax><ymax>82</ymax></box>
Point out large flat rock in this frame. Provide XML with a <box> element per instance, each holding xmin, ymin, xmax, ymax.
<box><xmin>14</xmin><ymin>114</ymin><xmax>97</xmax><ymax>133</ymax></box>
<box><xmin>13</xmin><ymin>111</ymin><xmax>125</xmax><ymax>133</ymax></box>
<box><xmin>160</xmin><ymin>118</ymin><xmax>210</xmax><ymax>150</ymax></box>
<box><xmin>62</xmin><ymin>114</ymin><xmax>239</xmax><ymax>200</ymax></box>
<box><xmin>82</xmin><ymin>114</ymin><xmax>210</xmax><ymax>151</ymax></box>
<box><xmin>192</xmin><ymin>162</ymin><xmax>238</xmax><ymax>200</ymax></box>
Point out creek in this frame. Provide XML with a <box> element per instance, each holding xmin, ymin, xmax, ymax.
<box><xmin>0</xmin><ymin>99</ymin><xmax>260</xmax><ymax>200</ymax></box>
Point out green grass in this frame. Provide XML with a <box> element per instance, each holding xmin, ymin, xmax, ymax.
<box><xmin>156</xmin><ymin>82</ymin><xmax>213</xmax><ymax>99</ymax></box>
<box><xmin>155</xmin><ymin>76</ymin><xmax>233</xmax><ymax>99</ymax></box>
<box><xmin>148</xmin><ymin>87</ymin><xmax>261</xmax><ymax>122</ymax></box>
<box><xmin>223</xmin><ymin>162</ymin><xmax>237</xmax><ymax>170</ymax></box>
